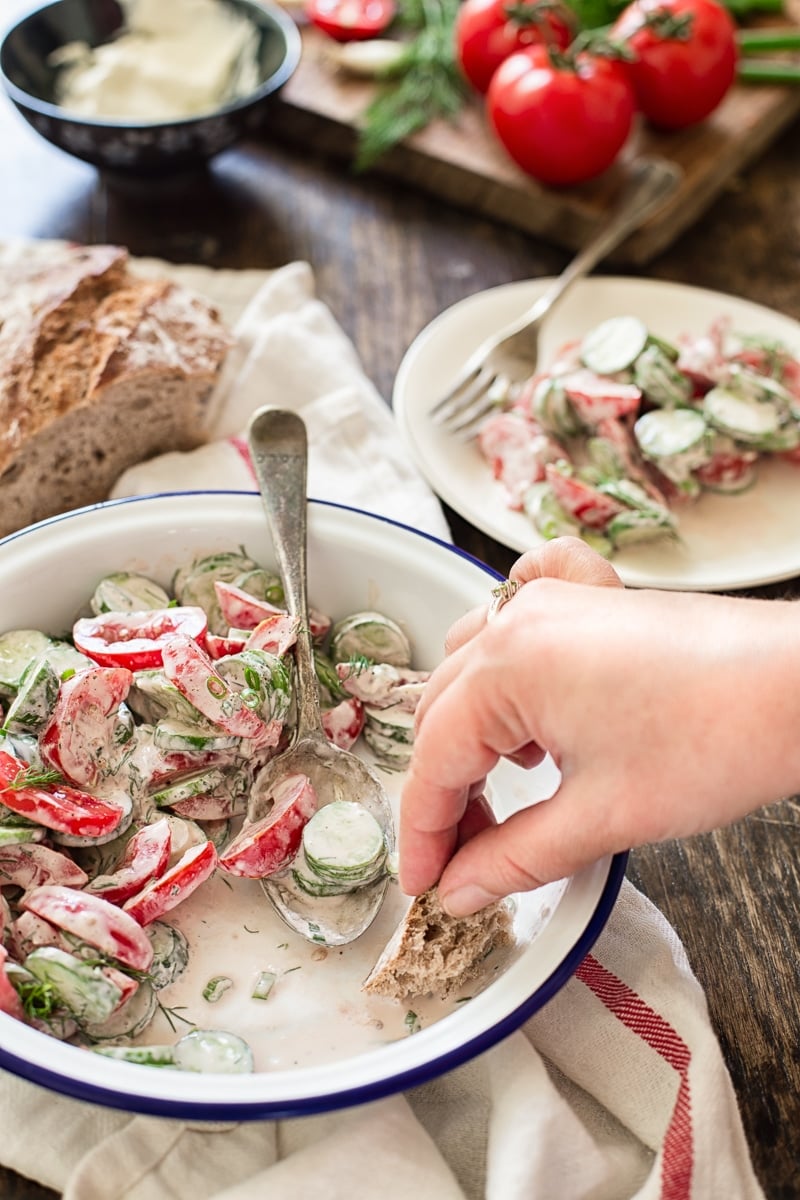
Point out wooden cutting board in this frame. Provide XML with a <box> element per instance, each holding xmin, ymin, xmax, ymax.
<box><xmin>273</xmin><ymin>20</ymin><xmax>800</xmax><ymax>264</ymax></box>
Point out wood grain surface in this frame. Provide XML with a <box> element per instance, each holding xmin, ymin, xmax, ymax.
<box><xmin>273</xmin><ymin>19</ymin><xmax>800</xmax><ymax>263</ymax></box>
<box><xmin>1</xmin><ymin>4</ymin><xmax>800</xmax><ymax>1192</ymax></box>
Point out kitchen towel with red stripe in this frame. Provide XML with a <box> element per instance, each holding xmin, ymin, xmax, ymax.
<box><xmin>0</xmin><ymin>258</ymin><xmax>764</xmax><ymax>1200</ymax></box>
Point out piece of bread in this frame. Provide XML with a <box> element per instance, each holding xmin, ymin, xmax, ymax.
<box><xmin>362</xmin><ymin>887</ymin><xmax>514</xmax><ymax>1001</ymax></box>
<box><xmin>0</xmin><ymin>241</ymin><xmax>234</xmax><ymax>538</ymax></box>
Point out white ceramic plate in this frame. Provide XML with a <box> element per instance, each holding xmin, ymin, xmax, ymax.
<box><xmin>394</xmin><ymin>277</ymin><xmax>800</xmax><ymax>591</ymax></box>
<box><xmin>0</xmin><ymin>492</ymin><xmax>625</xmax><ymax>1119</ymax></box>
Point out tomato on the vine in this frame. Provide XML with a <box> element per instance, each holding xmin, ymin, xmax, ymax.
<box><xmin>486</xmin><ymin>45</ymin><xmax>635</xmax><ymax>186</ymax></box>
<box><xmin>306</xmin><ymin>0</ymin><xmax>396</xmax><ymax>41</ymax></box>
<box><xmin>455</xmin><ymin>0</ymin><xmax>574</xmax><ymax>93</ymax></box>
<box><xmin>611</xmin><ymin>0</ymin><xmax>737</xmax><ymax>130</ymax></box>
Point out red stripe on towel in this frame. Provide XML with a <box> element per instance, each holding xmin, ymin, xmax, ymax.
<box><xmin>576</xmin><ymin>953</ymin><xmax>693</xmax><ymax>1200</ymax></box>
<box><xmin>228</xmin><ymin>436</ymin><xmax>256</xmax><ymax>481</ymax></box>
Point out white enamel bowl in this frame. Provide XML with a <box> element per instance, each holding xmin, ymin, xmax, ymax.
<box><xmin>0</xmin><ymin>491</ymin><xmax>625</xmax><ymax>1119</ymax></box>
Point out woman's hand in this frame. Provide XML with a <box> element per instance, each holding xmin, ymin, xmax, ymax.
<box><xmin>398</xmin><ymin>541</ymin><xmax>800</xmax><ymax>917</ymax></box>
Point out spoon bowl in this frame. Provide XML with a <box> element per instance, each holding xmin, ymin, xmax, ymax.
<box><xmin>247</xmin><ymin>406</ymin><xmax>394</xmax><ymax>946</ymax></box>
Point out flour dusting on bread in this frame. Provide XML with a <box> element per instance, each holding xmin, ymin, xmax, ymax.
<box><xmin>362</xmin><ymin>887</ymin><xmax>514</xmax><ymax>1001</ymax></box>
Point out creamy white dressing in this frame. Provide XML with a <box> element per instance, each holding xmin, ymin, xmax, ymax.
<box><xmin>50</xmin><ymin>0</ymin><xmax>261</xmax><ymax>121</ymax></box>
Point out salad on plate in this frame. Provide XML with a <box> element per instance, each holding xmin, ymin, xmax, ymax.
<box><xmin>476</xmin><ymin>313</ymin><xmax>800</xmax><ymax>556</ymax></box>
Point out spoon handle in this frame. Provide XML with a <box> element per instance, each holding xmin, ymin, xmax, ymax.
<box><xmin>248</xmin><ymin>407</ymin><xmax>322</xmax><ymax>740</ymax></box>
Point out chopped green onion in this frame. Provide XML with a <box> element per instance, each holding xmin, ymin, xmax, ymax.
<box><xmin>252</xmin><ymin>970</ymin><xmax>277</xmax><ymax>1000</ymax></box>
<box><xmin>202</xmin><ymin>976</ymin><xmax>233</xmax><ymax>1003</ymax></box>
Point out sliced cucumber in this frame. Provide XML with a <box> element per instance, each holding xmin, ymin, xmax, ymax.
<box><xmin>633</xmin><ymin>344</ymin><xmax>693</xmax><ymax>409</ymax></box>
<box><xmin>529</xmin><ymin>378</ymin><xmax>582</xmax><ymax>438</ymax></box>
<box><xmin>24</xmin><ymin>948</ymin><xmax>123</xmax><ymax>1026</ymax></box>
<box><xmin>702</xmin><ymin>387</ymin><xmax>784</xmax><ymax>445</ymax></box>
<box><xmin>364</xmin><ymin>704</ymin><xmax>416</xmax><ymax>746</ymax></box>
<box><xmin>0</xmin><ymin>824</ymin><xmax>47</xmax><ymax>845</ymax></box>
<box><xmin>151</xmin><ymin>767</ymin><xmax>229</xmax><ymax>810</ymax></box>
<box><xmin>128</xmin><ymin>670</ymin><xmax>201</xmax><ymax>725</ymax></box>
<box><xmin>215</xmin><ymin>648</ymin><xmax>292</xmax><ymax>724</ymax></box>
<box><xmin>82</xmin><ymin>980</ymin><xmax>157</xmax><ymax>1041</ymax></box>
<box><xmin>146</xmin><ymin>921</ymin><xmax>190</xmax><ymax>991</ymax></box>
<box><xmin>331</xmin><ymin>612</ymin><xmax>411</xmax><ymax>668</ymax></box>
<box><xmin>302</xmin><ymin>800</ymin><xmax>387</xmax><ymax>888</ymax></box>
<box><xmin>94</xmin><ymin>1043</ymin><xmax>177</xmax><ymax>1067</ymax></box>
<box><xmin>3</xmin><ymin>655</ymin><xmax>61</xmax><ymax>735</ymax></box>
<box><xmin>0</xmin><ymin>630</ymin><xmax>51</xmax><ymax>697</ymax></box>
<box><xmin>634</xmin><ymin>408</ymin><xmax>710</xmax><ymax>487</ymax></box>
<box><xmin>153</xmin><ymin>720</ymin><xmax>241</xmax><ymax>754</ymax></box>
<box><xmin>580</xmin><ymin>316</ymin><xmax>649</xmax><ymax>375</ymax></box>
<box><xmin>172</xmin><ymin>1028</ymin><xmax>254</xmax><ymax>1074</ymax></box>
<box><xmin>291</xmin><ymin>860</ymin><xmax>352</xmax><ymax>897</ymax></box>
<box><xmin>45</xmin><ymin>641</ymin><xmax>93</xmax><ymax>679</ymax></box>
<box><xmin>173</xmin><ymin>551</ymin><xmax>260</xmax><ymax>635</ymax></box>
<box><xmin>233</xmin><ymin>567</ymin><xmax>285</xmax><ymax>608</ymax></box>
<box><xmin>606</xmin><ymin>507</ymin><xmax>677</xmax><ymax>548</ymax></box>
<box><xmin>91</xmin><ymin>573</ymin><xmax>171</xmax><ymax>615</ymax></box>
<box><xmin>363</xmin><ymin>724</ymin><xmax>413</xmax><ymax>766</ymax></box>
<box><xmin>523</xmin><ymin>482</ymin><xmax>581</xmax><ymax>541</ymax></box>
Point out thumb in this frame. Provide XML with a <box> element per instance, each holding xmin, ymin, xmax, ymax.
<box><xmin>435</xmin><ymin>781</ymin><xmax>621</xmax><ymax>917</ymax></box>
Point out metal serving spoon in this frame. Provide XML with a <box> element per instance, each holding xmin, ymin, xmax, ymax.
<box><xmin>246</xmin><ymin>406</ymin><xmax>394</xmax><ymax>946</ymax></box>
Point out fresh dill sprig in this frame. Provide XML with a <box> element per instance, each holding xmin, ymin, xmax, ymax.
<box><xmin>356</xmin><ymin>0</ymin><xmax>465</xmax><ymax>170</ymax></box>
<box><xmin>3</xmin><ymin>765</ymin><xmax>64</xmax><ymax>791</ymax></box>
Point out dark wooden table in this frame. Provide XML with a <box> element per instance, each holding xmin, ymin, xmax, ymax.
<box><xmin>2</xmin><ymin>14</ymin><xmax>800</xmax><ymax>1196</ymax></box>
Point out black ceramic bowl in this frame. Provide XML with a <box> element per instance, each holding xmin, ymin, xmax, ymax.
<box><xmin>0</xmin><ymin>0</ymin><xmax>301</xmax><ymax>175</ymax></box>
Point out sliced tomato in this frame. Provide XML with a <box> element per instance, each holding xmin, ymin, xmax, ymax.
<box><xmin>248</xmin><ymin>615</ymin><xmax>300</xmax><ymax>656</ymax></box>
<box><xmin>205</xmin><ymin>631</ymin><xmax>249</xmax><ymax>660</ymax></box>
<box><xmin>73</xmin><ymin>608</ymin><xmax>208</xmax><ymax>670</ymax></box>
<box><xmin>218</xmin><ymin>773</ymin><xmax>318</xmax><ymax>878</ymax></box>
<box><xmin>0</xmin><ymin>750</ymin><xmax>127</xmax><ymax>839</ymax></box>
<box><xmin>22</xmin><ymin>884</ymin><xmax>154</xmax><ymax>971</ymax></box>
<box><xmin>8</xmin><ymin>910</ymin><xmax>70</xmax><ymax>959</ymax></box>
<box><xmin>0</xmin><ymin>944</ymin><xmax>26</xmax><ymax>1021</ymax></box>
<box><xmin>306</xmin><ymin>0</ymin><xmax>396</xmax><ymax>41</ymax></box>
<box><xmin>103</xmin><ymin>965</ymin><xmax>140</xmax><ymax>1012</ymax></box>
<box><xmin>84</xmin><ymin>817</ymin><xmax>172</xmax><ymax>906</ymax></box>
<box><xmin>321</xmin><ymin>698</ymin><xmax>365</xmax><ymax>750</ymax></box>
<box><xmin>560</xmin><ymin>370</ymin><xmax>643</xmax><ymax>424</ymax></box>
<box><xmin>0</xmin><ymin>843</ymin><xmax>89</xmax><ymax>893</ymax></box>
<box><xmin>215</xmin><ymin>582</ymin><xmax>330</xmax><ymax>641</ymax></box>
<box><xmin>122</xmin><ymin>839</ymin><xmax>217</xmax><ymax>925</ymax></box>
<box><xmin>545</xmin><ymin>463</ymin><xmax>626</xmax><ymax>529</ymax></box>
<box><xmin>161</xmin><ymin>635</ymin><xmax>277</xmax><ymax>742</ymax></box>
<box><xmin>40</xmin><ymin>665</ymin><xmax>132</xmax><ymax>788</ymax></box>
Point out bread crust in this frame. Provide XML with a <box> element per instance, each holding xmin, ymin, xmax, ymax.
<box><xmin>0</xmin><ymin>242</ymin><xmax>234</xmax><ymax>534</ymax></box>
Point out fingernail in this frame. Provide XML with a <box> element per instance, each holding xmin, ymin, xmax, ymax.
<box><xmin>440</xmin><ymin>884</ymin><xmax>499</xmax><ymax>918</ymax></box>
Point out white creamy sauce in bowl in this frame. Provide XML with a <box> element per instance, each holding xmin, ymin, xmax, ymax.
<box><xmin>50</xmin><ymin>0</ymin><xmax>261</xmax><ymax>121</ymax></box>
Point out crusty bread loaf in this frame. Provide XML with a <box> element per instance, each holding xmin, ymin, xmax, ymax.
<box><xmin>0</xmin><ymin>241</ymin><xmax>233</xmax><ymax>537</ymax></box>
<box><xmin>362</xmin><ymin>887</ymin><xmax>514</xmax><ymax>1001</ymax></box>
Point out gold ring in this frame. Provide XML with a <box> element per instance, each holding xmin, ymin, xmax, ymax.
<box><xmin>487</xmin><ymin>579</ymin><xmax>521</xmax><ymax>622</ymax></box>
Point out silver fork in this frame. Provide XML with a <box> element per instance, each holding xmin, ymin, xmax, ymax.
<box><xmin>429</xmin><ymin>157</ymin><xmax>682</xmax><ymax>439</ymax></box>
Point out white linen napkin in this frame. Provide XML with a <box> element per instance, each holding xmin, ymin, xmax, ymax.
<box><xmin>0</xmin><ymin>258</ymin><xmax>765</xmax><ymax>1200</ymax></box>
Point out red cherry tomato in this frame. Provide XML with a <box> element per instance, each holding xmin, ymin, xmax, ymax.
<box><xmin>455</xmin><ymin>0</ymin><xmax>573</xmax><ymax>93</ymax></box>
<box><xmin>122</xmin><ymin>839</ymin><xmax>217</xmax><ymax>926</ymax></box>
<box><xmin>0</xmin><ymin>750</ymin><xmax>126</xmax><ymax>839</ymax></box>
<box><xmin>611</xmin><ymin>0</ymin><xmax>737</xmax><ymax>130</ymax></box>
<box><xmin>218</xmin><ymin>773</ymin><xmax>318</xmax><ymax>878</ymax></box>
<box><xmin>84</xmin><ymin>817</ymin><xmax>172</xmax><ymax>906</ymax></box>
<box><xmin>486</xmin><ymin>45</ymin><xmax>636</xmax><ymax>186</ymax></box>
<box><xmin>23</xmin><ymin>884</ymin><xmax>154</xmax><ymax>971</ymax></box>
<box><xmin>73</xmin><ymin>607</ymin><xmax>208</xmax><ymax>671</ymax></box>
<box><xmin>306</xmin><ymin>0</ymin><xmax>396</xmax><ymax>41</ymax></box>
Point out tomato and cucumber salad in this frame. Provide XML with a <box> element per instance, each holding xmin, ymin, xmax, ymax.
<box><xmin>0</xmin><ymin>551</ymin><xmax>431</xmax><ymax>1070</ymax></box>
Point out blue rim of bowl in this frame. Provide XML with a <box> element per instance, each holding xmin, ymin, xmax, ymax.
<box><xmin>0</xmin><ymin>490</ymin><xmax>629</xmax><ymax>1119</ymax></box>
<box><xmin>0</xmin><ymin>0</ymin><xmax>302</xmax><ymax>128</ymax></box>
